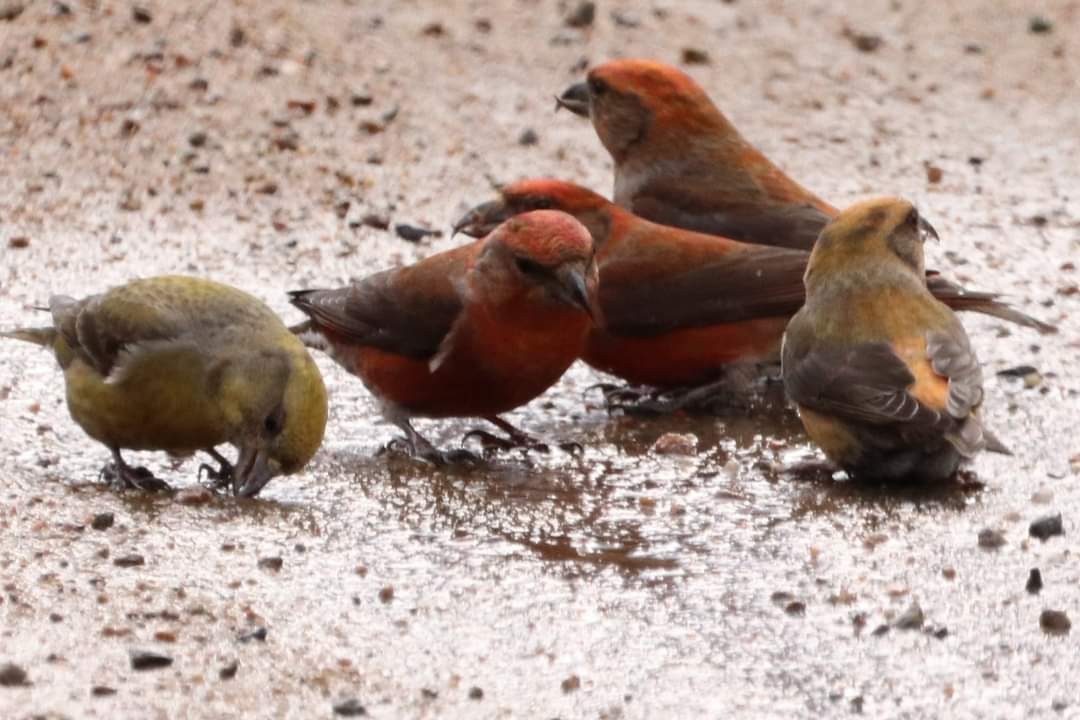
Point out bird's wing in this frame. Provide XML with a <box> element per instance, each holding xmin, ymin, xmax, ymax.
<box><xmin>291</xmin><ymin>250</ymin><xmax>470</xmax><ymax>360</ymax></box>
<box><xmin>924</xmin><ymin>326</ymin><xmax>1007</xmax><ymax>455</ymax></box>
<box><xmin>57</xmin><ymin>290</ymin><xmax>192</xmax><ymax>379</ymax></box>
<box><xmin>599</xmin><ymin>245</ymin><xmax>808</xmax><ymax>336</ymax></box>
<box><xmin>630</xmin><ymin>193</ymin><xmax>831</xmax><ymax>252</ymax></box>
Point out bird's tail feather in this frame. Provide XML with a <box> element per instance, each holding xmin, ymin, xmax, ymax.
<box><xmin>927</xmin><ymin>277</ymin><xmax>1057</xmax><ymax>335</ymax></box>
<box><xmin>0</xmin><ymin>327</ymin><xmax>56</xmax><ymax>347</ymax></box>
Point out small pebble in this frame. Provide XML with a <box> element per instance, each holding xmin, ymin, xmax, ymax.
<box><xmin>0</xmin><ymin>663</ymin><xmax>28</xmax><ymax>686</ymax></box>
<box><xmin>131</xmin><ymin>6</ymin><xmax>152</xmax><ymax>23</ymax></box>
<box><xmin>651</xmin><ymin>432</ymin><xmax>698</xmax><ymax>456</ymax></box>
<box><xmin>1029</xmin><ymin>16</ymin><xmax>1053</xmax><ymax>34</ymax></box>
<box><xmin>258</xmin><ymin>556</ymin><xmax>283</xmax><ymax>572</ymax></box>
<box><xmin>468</xmin><ymin>686</ymin><xmax>484</xmax><ymax>700</ymax></box>
<box><xmin>977</xmin><ymin>528</ymin><xmax>1006</xmax><ymax>549</ymax></box>
<box><xmin>91</xmin><ymin>512</ymin><xmax>114</xmax><ymax>531</ymax></box>
<box><xmin>894</xmin><ymin>601</ymin><xmax>924</xmax><ymax>630</ymax></box>
<box><xmin>785</xmin><ymin>601</ymin><xmax>806</xmax><ymax>616</ymax></box>
<box><xmin>219</xmin><ymin>662</ymin><xmax>239</xmax><ymax>680</ymax></box>
<box><xmin>1029</xmin><ymin>514</ymin><xmax>1064</xmax><ymax>541</ymax></box>
<box><xmin>517</xmin><ymin>128</ymin><xmax>539</xmax><ymax>146</ymax></box>
<box><xmin>91</xmin><ymin>685</ymin><xmax>116</xmax><ymax>696</ymax></box>
<box><xmin>561</xmin><ymin>674</ymin><xmax>581</xmax><ymax>693</ymax></box>
<box><xmin>1026</xmin><ymin>568</ymin><xmax>1043</xmax><ymax>594</ymax></box>
<box><xmin>564</xmin><ymin>1</ymin><xmax>595</xmax><ymax>28</ymax></box>
<box><xmin>1039</xmin><ymin>609</ymin><xmax>1071</xmax><ymax>635</ymax></box>
<box><xmin>7</xmin><ymin>236</ymin><xmax>29</xmax><ymax>249</ymax></box>
<box><xmin>378</xmin><ymin>586</ymin><xmax>394</xmax><ymax>603</ymax></box>
<box><xmin>129</xmin><ymin>650</ymin><xmax>172</xmax><ymax>671</ymax></box>
<box><xmin>394</xmin><ymin>224</ymin><xmax>439</xmax><ymax>243</ymax></box>
<box><xmin>176</xmin><ymin>486</ymin><xmax>213</xmax><ymax>505</ymax></box>
<box><xmin>925</xmin><ymin>165</ymin><xmax>943</xmax><ymax>184</ymax></box>
<box><xmin>113</xmin><ymin>554</ymin><xmax>145</xmax><ymax>567</ymax></box>
<box><xmin>238</xmin><ymin>627</ymin><xmax>267</xmax><ymax>643</ymax></box>
<box><xmin>333</xmin><ymin>698</ymin><xmax>367</xmax><ymax>716</ymax></box>
<box><xmin>681</xmin><ymin>48</ymin><xmax>710</xmax><ymax>65</ymax></box>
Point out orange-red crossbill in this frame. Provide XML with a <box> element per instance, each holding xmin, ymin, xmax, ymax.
<box><xmin>2</xmin><ymin>276</ymin><xmax>328</xmax><ymax>496</ymax></box>
<box><xmin>455</xmin><ymin>179</ymin><xmax>1054</xmax><ymax>398</ymax></box>
<box><xmin>557</xmin><ymin>58</ymin><xmax>835</xmax><ymax>250</ymax></box>
<box><xmin>782</xmin><ymin>198</ymin><xmax>1008</xmax><ymax>482</ymax></box>
<box><xmin>290</xmin><ymin>210</ymin><xmax>597</xmax><ymax>462</ymax></box>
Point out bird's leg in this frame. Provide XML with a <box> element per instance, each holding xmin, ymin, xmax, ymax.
<box><xmin>464</xmin><ymin>416</ymin><xmax>584</xmax><ymax>456</ymax></box>
<box><xmin>385</xmin><ymin>419</ymin><xmax>479</xmax><ymax>466</ymax></box>
<box><xmin>198</xmin><ymin>447</ymin><xmax>234</xmax><ymax>491</ymax></box>
<box><xmin>100</xmin><ymin>448</ymin><xmax>171</xmax><ymax>493</ymax></box>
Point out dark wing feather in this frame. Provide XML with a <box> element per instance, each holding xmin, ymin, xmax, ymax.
<box><xmin>290</xmin><ymin>251</ymin><xmax>469</xmax><ymax>360</ymax></box>
<box><xmin>600</xmin><ymin>245</ymin><xmax>808</xmax><ymax>336</ymax></box>
<box><xmin>631</xmin><ymin>193</ymin><xmax>830</xmax><ymax>252</ymax></box>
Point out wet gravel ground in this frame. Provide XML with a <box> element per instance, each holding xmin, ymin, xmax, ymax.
<box><xmin>1</xmin><ymin>1</ymin><xmax>1079</xmax><ymax>718</ymax></box>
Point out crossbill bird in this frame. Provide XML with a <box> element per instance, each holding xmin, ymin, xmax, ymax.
<box><xmin>290</xmin><ymin>209</ymin><xmax>597</xmax><ymax>463</ymax></box>
<box><xmin>556</xmin><ymin>59</ymin><xmax>1054</xmax><ymax>334</ymax></box>
<box><xmin>454</xmin><ymin>179</ymin><xmax>1054</xmax><ymax>406</ymax></box>
<box><xmin>2</xmin><ymin>276</ymin><xmax>329</xmax><ymax>497</ymax></box>
<box><xmin>781</xmin><ymin>198</ymin><xmax>1009</xmax><ymax>482</ymax></box>
<box><xmin>556</xmin><ymin>58</ymin><xmax>835</xmax><ymax>250</ymax></box>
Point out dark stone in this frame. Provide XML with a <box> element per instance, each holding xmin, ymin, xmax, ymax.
<box><xmin>91</xmin><ymin>512</ymin><xmax>114</xmax><ymax>531</ymax></box>
<box><xmin>1029</xmin><ymin>514</ymin><xmax>1064</xmax><ymax>541</ymax></box>
<box><xmin>564</xmin><ymin>1</ymin><xmax>595</xmax><ymax>28</ymax></box>
<box><xmin>333</xmin><ymin>698</ymin><xmax>367</xmax><ymax>716</ymax></box>
<box><xmin>129</xmin><ymin>650</ymin><xmax>172</xmax><ymax>671</ymax></box>
<box><xmin>238</xmin><ymin>626</ymin><xmax>267</xmax><ymax>643</ymax></box>
<box><xmin>1026</xmin><ymin>568</ymin><xmax>1043</xmax><ymax>594</ymax></box>
<box><xmin>113</xmin><ymin>554</ymin><xmax>145</xmax><ymax>567</ymax></box>
<box><xmin>132</xmin><ymin>6</ymin><xmax>152</xmax><ymax>23</ymax></box>
<box><xmin>977</xmin><ymin>528</ymin><xmax>1006</xmax><ymax>549</ymax></box>
<box><xmin>219</xmin><ymin>662</ymin><xmax>239</xmax><ymax>680</ymax></box>
<box><xmin>894</xmin><ymin>602</ymin><xmax>924</xmax><ymax>630</ymax></box>
<box><xmin>394</xmin><ymin>224</ymin><xmax>439</xmax><ymax>243</ymax></box>
<box><xmin>1040</xmin><ymin>609</ymin><xmax>1071</xmax><ymax>635</ymax></box>
<box><xmin>468</xmin><ymin>686</ymin><xmax>484</xmax><ymax>700</ymax></box>
<box><xmin>0</xmin><ymin>663</ymin><xmax>28</xmax><ymax>686</ymax></box>
<box><xmin>257</xmin><ymin>556</ymin><xmax>283</xmax><ymax>572</ymax></box>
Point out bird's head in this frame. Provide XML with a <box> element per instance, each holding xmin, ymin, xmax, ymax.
<box><xmin>216</xmin><ymin>341</ymin><xmax>328</xmax><ymax>497</ymax></box>
<box><xmin>806</xmin><ymin>197</ymin><xmax>939</xmax><ymax>289</ymax></box>
<box><xmin>557</xmin><ymin>58</ymin><xmax>726</xmax><ymax>162</ymax></box>
<box><xmin>454</xmin><ymin>178</ymin><xmax>612</xmax><ymax>245</ymax></box>
<box><xmin>469</xmin><ymin>209</ymin><xmax>599</xmax><ymax>322</ymax></box>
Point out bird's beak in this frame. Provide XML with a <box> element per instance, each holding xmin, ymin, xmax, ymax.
<box><xmin>919</xmin><ymin>216</ymin><xmax>940</xmax><ymax>243</ymax></box>
<box><xmin>555</xmin><ymin>82</ymin><xmax>590</xmax><ymax>117</ymax></box>
<box><xmin>553</xmin><ymin>261</ymin><xmax>597</xmax><ymax>321</ymax></box>
<box><xmin>232</xmin><ymin>444</ymin><xmax>278</xmax><ymax>498</ymax></box>
<box><xmin>453</xmin><ymin>199</ymin><xmax>511</xmax><ymax>238</ymax></box>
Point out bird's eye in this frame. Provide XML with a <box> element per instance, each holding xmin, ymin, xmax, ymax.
<box><xmin>588</xmin><ymin>77</ymin><xmax>607</xmax><ymax>96</ymax></box>
<box><xmin>530</xmin><ymin>196</ymin><xmax>553</xmax><ymax>210</ymax></box>
<box><xmin>264</xmin><ymin>407</ymin><xmax>285</xmax><ymax>435</ymax></box>
<box><xmin>515</xmin><ymin>257</ymin><xmax>546</xmax><ymax>277</ymax></box>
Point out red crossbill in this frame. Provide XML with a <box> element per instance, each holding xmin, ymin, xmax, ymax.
<box><xmin>782</xmin><ymin>198</ymin><xmax>1008</xmax><ymax>482</ymax></box>
<box><xmin>557</xmin><ymin>58</ymin><xmax>835</xmax><ymax>250</ymax></box>
<box><xmin>2</xmin><ymin>276</ymin><xmax>329</xmax><ymax>496</ymax></box>
<box><xmin>455</xmin><ymin>179</ymin><xmax>1053</xmax><ymax>402</ymax></box>
<box><xmin>290</xmin><ymin>209</ymin><xmax>597</xmax><ymax>462</ymax></box>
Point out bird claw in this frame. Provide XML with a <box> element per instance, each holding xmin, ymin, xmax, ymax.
<box><xmin>100</xmin><ymin>462</ymin><xmax>171</xmax><ymax>493</ymax></box>
<box><xmin>382</xmin><ymin>437</ymin><xmax>481</xmax><ymax>467</ymax></box>
<box><xmin>198</xmin><ymin>462</ymin><xmax>233</xmax><ymax>491</ymax></box>
<box><xmin>462</xmin><ymin>429</ymin><xmax>550</xmax><ymax>455</ymax></box>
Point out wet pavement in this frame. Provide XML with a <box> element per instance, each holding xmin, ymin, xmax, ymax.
<box><xmin>1</xmin><ymin>1</ymin><xmax>1079</xmax><ymax>718</ymax></box>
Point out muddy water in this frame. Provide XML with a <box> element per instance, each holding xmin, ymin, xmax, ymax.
<box><xmin>2</xmin><ymin>1</ymin><xmax>1079</xmax><ymax>718</ymax></box>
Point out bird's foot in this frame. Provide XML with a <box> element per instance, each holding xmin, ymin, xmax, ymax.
<box><xmin>382</xmin><ymin>437</ymin><xmax>481</xmax><ymax>467</ymax></box>
<box><xmin>100</xmin><ymin>462</ymin><xmax>171</xmax><ymax>493</ymax></box>
<box><xmin>198</xmin><ymin>462</ymin><xmax>233</xmax><ymax>491</ymax></box>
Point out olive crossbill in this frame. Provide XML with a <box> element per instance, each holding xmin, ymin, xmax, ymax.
<box><xmin>781</xmin><ymin>198</ymin><xmax>1008</xmax><ymax>482</ymax></box>
<box><xmin>1</xmin><ymin>276</ymin><xmax>329</xmax><ymax>497</ymax></box>
<box><xmin>557</xmin><ymin>58</ymin><xmax>835</xmax><ymax>250</ymax></box>
<box><xmin>455</xmin><ymin>179</ymin><xmax>1054</xmax><ymax>396</ymax></box>
<box><xmin>290</xmin><ymin>209</ymin><xmax>597</xmax><ymax>462</ymax></box>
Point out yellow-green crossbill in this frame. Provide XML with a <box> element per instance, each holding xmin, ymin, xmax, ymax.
<box><xmin>781</xmin><ymin>199</ymin><xmax>1008</xmax><ymax>482</ymax></box>
<box><xmin>2</xmin><ymin>276</ymin><xmax>328</xmax><ymax>497</ymax></box>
